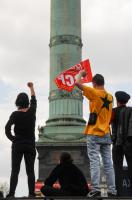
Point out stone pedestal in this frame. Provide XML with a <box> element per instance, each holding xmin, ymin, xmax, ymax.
<box><xmin>36</xmin><ymin>142</ymin><xmax>90</xmax><ymax>181</ymax></box>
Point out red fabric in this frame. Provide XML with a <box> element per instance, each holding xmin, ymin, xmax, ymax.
<box><xmin>55</xmin><ymin>59</ymin><xmax>92</xmax><ymax>92</ymax></box>
<box><xmin>35</xmin><ymin>181</ymin><xmax>91</xmax><ymax>192</ymax></box>
<box><xmin>35</xmin><ymin>181</ymin><xmax>44</xmax><ymax>192</ymax></box>
<box><xmin>35</xmin><ymin>182</ymin><xmax>61</xmax><ymax>191</ymax></box>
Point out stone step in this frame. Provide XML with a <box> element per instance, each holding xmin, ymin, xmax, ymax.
<box><xmin>1</xmin><ymin>197</ymin><xmax>132</xmax><ymax>200</ymax></box>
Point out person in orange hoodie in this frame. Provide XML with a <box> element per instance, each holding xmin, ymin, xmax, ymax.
<box><xmin>75</xmin><ymin>70</ymin><xmax>116</xmax><ymax>198</ymax></box>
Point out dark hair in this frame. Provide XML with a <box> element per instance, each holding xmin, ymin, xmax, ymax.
<box><xmin>60</xmin><ymin>152</ymin><xmax>73</xmax><ymax>164</ymax></box>
<box><xmin>15</xmin><ymin>93</ymin><xmax>29</xmax><ymax>109</ymax></box>
<box><xmin>92</xmin><ymin>74</ymin><xmax>104</xmax><ymax>86</ymax></box>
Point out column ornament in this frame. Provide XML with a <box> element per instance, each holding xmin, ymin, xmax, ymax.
<box><xmin>49</xmin><ymin>35</ymin><xmax>83</xmax><ymax>47</ymax></box>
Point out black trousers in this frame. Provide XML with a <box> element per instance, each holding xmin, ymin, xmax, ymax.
<box><xmin>9</xmin><ymin>143</ymin><xmax>36</xmax><ymax>196</ymax></box>
<box><xmin>112</xmin><ymin>144</ymin><xmax>132</xmax><ymax>196</ymax></box>
<box><xmin>41</xmin><ymin>185</ymin><xmax>88</xmax><ymax>197</ymax></box>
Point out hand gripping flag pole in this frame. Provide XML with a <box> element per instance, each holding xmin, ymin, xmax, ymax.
<box><xmin>54</xmin><ymin>59</ymin><xmax>93</xmax><ymax>92</ymax></box>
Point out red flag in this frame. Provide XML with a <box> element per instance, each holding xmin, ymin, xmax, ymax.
<box><xmin>55</xmin><ymin>59</ymin><xmax>92</xmax><ymax>92</ymax></box>
<box><xmin>80</xmin><ymin>59</ymin><xmax>92</xmax><ymax>83</ymax></box>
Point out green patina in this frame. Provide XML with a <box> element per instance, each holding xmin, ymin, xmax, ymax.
<box><xmin>38</xmin><ymin>0</ymin><xmax>86</xmax><ymax>143</ymax></box>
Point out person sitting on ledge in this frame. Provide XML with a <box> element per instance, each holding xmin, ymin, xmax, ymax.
<box><xmin>41</xmin><ymin>152</ymin><xmax>89</xmax><ymax>197</ymax></box>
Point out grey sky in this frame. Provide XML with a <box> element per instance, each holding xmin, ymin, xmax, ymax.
<box><xmin>0</xmin><ymin>0</ymin><xmax>132</xmax><ymax>196</ymax></box>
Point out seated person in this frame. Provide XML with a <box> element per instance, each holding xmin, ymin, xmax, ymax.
<box><xmin>41</xmin><ymin>152</ymin><xmax>89</xmax><ymax>196</ymax></box>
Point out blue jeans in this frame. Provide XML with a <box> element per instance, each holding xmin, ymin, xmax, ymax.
<box><xmin>87</xmin><ymin>134</ymin><xmax>116</xmax><ymax>194</ymax></box>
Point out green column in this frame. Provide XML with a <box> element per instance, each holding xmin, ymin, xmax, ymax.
<box><xmin>38</xmin><ymin>0</ymin><xmax>85</xmax><ymax>142</ymax></box>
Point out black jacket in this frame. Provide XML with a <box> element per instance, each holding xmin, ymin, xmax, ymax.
<box><xmin>44</xmin><ymin>162</ymin><xmax>89</xmax><ymax>195</ymax></box>
<box><xmin>111</xmin><ymin>106</ymin><xmax>132</xmax><ymax>146</ymax></box>
<box><xmin>5</xmin><ymin>95</ymin><xmax>37</xmax><ymax>144</ymax></box>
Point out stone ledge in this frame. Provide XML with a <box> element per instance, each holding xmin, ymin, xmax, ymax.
<box><xmin>1</xmin><ymin>197</ymin><xmax>132</xmax><ymax>200</ymax></box>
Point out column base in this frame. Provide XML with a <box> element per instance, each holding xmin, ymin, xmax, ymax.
<box><xmin>38</xmin><ymin>125</ymin><xmax>86</xmax><ymax>142</ymax></box>
<box><xmin>36</xmin><ymin>142</ymin><xmax>90</xmax><ymax>181</ymax></box>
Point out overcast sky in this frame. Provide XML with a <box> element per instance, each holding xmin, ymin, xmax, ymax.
<box><xmin>0</xmin><ymin>0</ymin><xmax>132</xmax><ymax>197</ymax></box>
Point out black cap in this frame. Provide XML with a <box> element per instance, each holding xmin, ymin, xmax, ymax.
<box><xmin>115</xmin><ymin>91</ymin><xmax>130</xmax><ymax>104</ymax></box>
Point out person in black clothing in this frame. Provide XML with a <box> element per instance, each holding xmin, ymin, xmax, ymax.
<box><xmin>5</xmin><ymin>82</ymin><xmax>37</xmax><ymax>198</ymax></box>
<box><xmin>41</xmin><ymin>152</ymin><xmax>89</xmax><ymax>197</ymax></box>
<box><xmin>111</xmin><ymin>91</ymin><xmax>132</xmax><ymax>196</ymax></box>
<box><xmin>0</xmin><ymin>191</ymin><xmax>3</xmax><ymax>198</ymax></box>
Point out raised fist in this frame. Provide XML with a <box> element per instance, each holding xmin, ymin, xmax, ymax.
<box><xmin>80</xmin><ymin>70</ymin><xmax>87</xmax><ymax>77</ymax></box>
<box><xmin>27</xmin><ymin>82</ymin><xmax>33</xmax><ymax>88</ymax></box>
